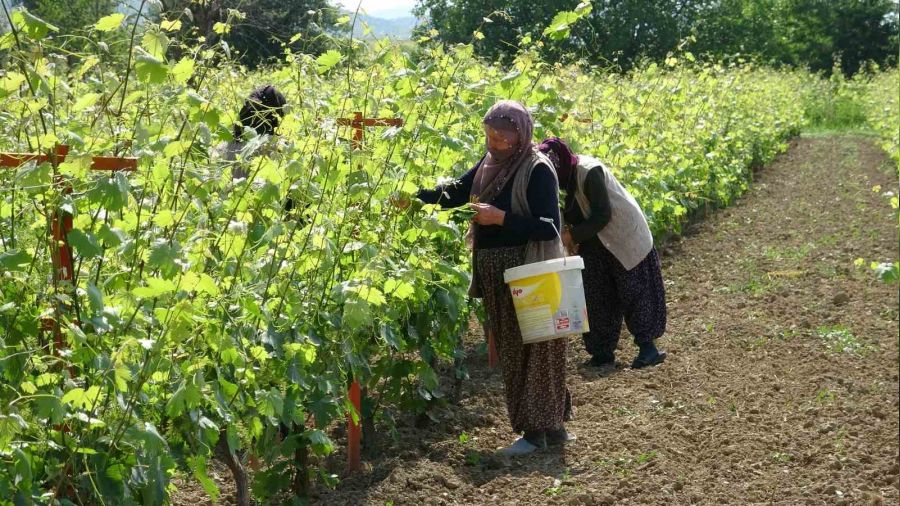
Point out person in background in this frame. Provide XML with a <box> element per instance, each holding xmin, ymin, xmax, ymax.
<box><xmin>218</xmin><ymin>84</ymin><xmax>288</xmax><ymax>179</ymax></box>
<box><xmin>214</xmin><ymin>84</ymin><xmax>306</xmax><ymax>220</ymax></box>
<box><xmin>538</xmin><ymin>137</ymin><xmax>667</xmax><ymax>370</ymax></box>
<box><xmin>401</xmin><ymin>101</ymin><xmax>574</xmax><ymax>456</ymax></box>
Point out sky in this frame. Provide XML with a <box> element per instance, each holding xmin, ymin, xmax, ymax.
<box><xmin>335</xmin><ymin>0</ymin><xmax>417</xmax><ymax>18</ymax></box>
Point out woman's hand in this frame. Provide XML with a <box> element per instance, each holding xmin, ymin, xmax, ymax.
<box><xmin>562</xmin><ymin>227</ymin><xmax>578</xmax><ymax>254</ymax></box>
<box><xmin>469</xmin><ymin>202</ymin><xmax>506</xmax><ymax>226</ymax></box>
<box><xmin>389</xmin><ymin>193</ymin><xmax>411</xmax><ymax>210</ymax></box>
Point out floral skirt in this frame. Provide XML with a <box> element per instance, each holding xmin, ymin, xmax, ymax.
<box><xmin>476</xmin><ymin>246</ymin><xmax>572</xmax><ymax>433</ymax></box>
<box><xmin>580</xmin><ymin>242</ymin><xmax>667</xmax><ymax>357</ymax></box>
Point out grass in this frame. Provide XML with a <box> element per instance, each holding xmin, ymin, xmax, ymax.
<box><xmin>815</xmin><ymin>388</ymin><xmax>837</xmax><ymax>405</ymax></box>
<box><xmin>804</xmin><ymin>90</ymin><xmax>869</xmax><ymax>132</ymax></box>
<box><xmin>834</xmin><ymin>426</ymin><xmax>848</xmax><ymax>458</ymax></box>
<box><xmin>543</xmin><ymin>468</ymin><xmax>573</xmax><ymax>496</ymax></box>
<box><xmin>724</xmin><ymin>276</ymin><xmax>778</xmax><ymax>295</ymax></box>
<box><xmin>744</xmin><ymin>335</ymin><xmax>769</xmax><ymax>350</ymax></box>
<box><xmin>816</xmin><ymin>263</ymin><xmax>842</xmax><ymax>279</ymax></box>
<box><xmin>743</xmin><ymin>328</ymin><xmax>804</xmax><ymax>350</ymax></box>
<box><xmin>771</xmin><ymin>451</ymin><xmax>794</xmax><ymax>464</ymax></box>
<box><xmin>596</xmin><ymin>451</ymin><xmax>659</xmax><ymax>476</ymax></box>
<box><xmin>816</xmin><ymin>325</ymin><xmax>872</xmax><ymax>356</ymax></box>
<box><xmin>817</xmin><ymin>234</ymin><xmax>841</xmax><ymax>248</ymax></box>
<box><xmin>762</xmin><ymin>243</ymin><xmax>815</xmax><ymax>262</ymax></box>
<box><xmin>613</xmin><ymin>406</ymin><xmax>637</xmax><ymax>417</ymax></box>
<box><xmin>457</xmin><ymin>432</ymin><xmax>483</xmax><ymax>466</ymax></box>
<box><xmin>802</xmin><ymin>128</ymin><xmax>879</xmax><ymax>138</ymax></box>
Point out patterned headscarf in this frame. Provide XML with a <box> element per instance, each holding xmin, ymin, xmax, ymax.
<box><xmin>470</xmin><ymin>100</ymin><xmax>536</xmax><ymax>204</ymax></box>
<box><xmin>538</xmin><ymin>137</ymin><xmax>579</xmax><ymax>190</ymax></box>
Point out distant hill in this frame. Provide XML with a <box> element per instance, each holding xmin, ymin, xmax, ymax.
<box><xmin>343</xmin><ymin>12</ymin><xmax>419</xmax><ymax>40</ymax></box>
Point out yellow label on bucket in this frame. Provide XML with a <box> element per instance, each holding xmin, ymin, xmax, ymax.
<box><xmin>509</xmin><ymin>273</ymin><xmax>562</xmax><ymax>315</ymax></box>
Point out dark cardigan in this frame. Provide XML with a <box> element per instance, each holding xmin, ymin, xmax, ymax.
<box><xmin>562</xmin><ymin>165</ymin><xmax>612</xmax><ymax>247</ymax></box>
<box><xmin>416</xmin><ymin>161</ymin><xmax>561</xmax><ymax>250</ymax></box>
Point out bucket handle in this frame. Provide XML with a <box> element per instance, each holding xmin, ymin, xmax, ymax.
<box><xmin>539</xmin><ymin>217</ymin><xmax>568</xmax><ymax>266</ymax></box>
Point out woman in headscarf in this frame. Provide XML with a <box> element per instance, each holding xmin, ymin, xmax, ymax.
<box><xmin>218</xmin><ymin>84</ymin><xmax>288</xmax><ymax>178</ymax></box>
<box><xmin>538</xmin><ymin>137</ymin><xmax>667</xmax><ymax>370</ymax></box>
<box><xmin>407</xmin><ymin>101</ymin><xmax>574</xmax><ymax>455</ymax></box>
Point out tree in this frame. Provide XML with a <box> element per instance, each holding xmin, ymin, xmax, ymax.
<box><xmin>156</xmin><ymin>0</ymin><xmax>344</xmax><ymax>67</ymax></box>
<box><xmin>413</xmin><ymin>0</ymin><xmax>701</xmax><ymax>70</ymax></box>
<box><xmin>783</xmin><ymin>0</ymin><xmax>898</xmax><ymax>75</ymax></box>
<box><xmin>573</xmin><ymin>0</ymin><xmax>698</xmax><ymax>69</ymax></box>
<box><xmin>20</xmin><ymin>0</ymin><xmax>117</xmax><ymax>34</ymax></box>
<box><xmin>414</xmin><ymin>0</ymin><xmax>899</xmax><ymax>75</ymax></box>
<box><xmin>691</xmin><ymin>0</ymin><xmax>899</xmax><ymax>75</ymax></box>
<box><xmin>413</xmin><ymin>0</ymin><xmax>569</xmax><ymax>63</ymax></box>
<box><xmin>688</xmin><ymin>0</ymin><xmax>792</xmax><ymax>64</ymax></box>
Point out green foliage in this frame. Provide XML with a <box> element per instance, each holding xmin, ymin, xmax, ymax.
<box><xmin>0</xmin><ymin>7</ymin><xmax>815</xmax><ymax>505</ymax></box>
<box><xmin>803</xmin><ymin>64</ymin><xmax>870</xmax><ymax>130</ymax></box>
<box><xmin>20</xmin><ymin>0</ymin><xmax>116</xmax><ymax>35</ymax></box>
<box><xmin>779</xmin><ymin>0</ymin><xmax>899</xmax><ymax>76</ymax></box>
<box><xmin>414</xmin><ymin>0</ymin><xmax>688</xmax><ymax>69</ymax></box>
<box><xmin>415</xmin><ymin>0</ymin><xmax>899</xmax><ymax>74</ymax></box>
<box><xmin>860</xmin><ymin>68</ymin><xmax>900</xmax><ymax>164</ymax></box>
<box><xmin>154</xmin><ymin>0</ymin><xmax>346</xmax><ymax>67</ymax></box>
<box><xmin>857</xmin><ymin>67</ymin><xmax>899</xmax><ymax>284</ymax></box>
<box><xmin>816</xmin><ymin>325</ymin><xmax>872</xmax><ymax>356</ymax></box>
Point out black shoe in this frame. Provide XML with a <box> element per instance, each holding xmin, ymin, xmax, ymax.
<box><xmin>585</xmin><ymin>353</ymin><xmax>615</xmax><ymax>368</ymax></box>
<box><xmin>631</xmin><ymin>349</ymin><xmax>667</xmax><ymax>369</ymax></box>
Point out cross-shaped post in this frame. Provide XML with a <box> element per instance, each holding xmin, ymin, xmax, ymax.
<box><xmin>0</xmin><ymin>145</ymin><xmax>137</xmax><ymax>355</ymax></box>
<box><xmin>559</xmin><ymin>113</ymin><xmax>594</xmax><ymax>124</ymax></box>
<box><xmin>335</xmin><ymin>111</ymin><xmax>404</xmax><ymax>472</ymax></box>
<box><xmin>338</xmin><ymin>111</ymin><xmax>404</xmax><ymax>150</ymax></box>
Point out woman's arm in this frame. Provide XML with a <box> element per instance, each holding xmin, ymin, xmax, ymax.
<box><xmin>502</xmin><ymin>163</ymin><xmax>561</xmax><ymax>241</ymax></box>
<box><xmin>415</xmin><ymin>160</ymin><xmax>479</xmax><ymax>209</ymax></box>
<box><xmin>571</xmin><ymin>166</ymin><xmax>612</xmax><ymax>244</ymax></box>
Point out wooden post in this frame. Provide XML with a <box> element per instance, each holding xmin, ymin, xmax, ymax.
<box><xmin>334</xmin><ymin>113</ymin><xmax>403</xmax><ymax>472</ymax></box>
<box><xmin>338</xmin><ymin>112</ymin><xmax>404</xmax><ymax>150</ymax></box>
<box><xmin>0</xmin><ymin>146</ymin><xmax>137</xmax><ymax>354</ymax></box>
<box><xmin>559</xmin><ymin>113</ymin><xmax>593</xmax><ymax>124</ymax></box>
<box><xmin>487</xmin><ymin>327</ymin><xmax>499</xmax><ymax>368</ymax></box>
<box><xmin>351</xmin><ymin>111</ymin><xmax>364</xmax><ymax>149</ymax></box>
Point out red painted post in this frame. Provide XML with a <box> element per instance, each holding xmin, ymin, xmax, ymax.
<box><xmin>351</xmin><ymin>112</ymin><xmax>364</xmax><ymax>149</ymax></box>
<box><xmin>559</xmin><ymin>113</ymin><xmax>593</xmax><ymax>124</ymax></box>
<box><xmin>334</xmin><ymin>112</ymin><xmax>404</xmax><ymax>472</ymax></box>
<box><xmin>0</xmin><ymin>145</ymin><xmax>137</xmax><ymax>353</ymax></box>
<box><xmin>347</xmin><ymin>378</ymin><xmax>362</xmax><ymax>471</ymax></box>
<box><xmin>49</xmin><ymin>198</ymin><xmax>74</xmax><ymax>353</ymax></box>
<box><xmin>338</xmin><ymin>112</ymin><xmax>404</xmax><ymax>150</ymax></box>
<box><xmin>0</xmin><ymin>144</ymin><xmax>68</xmax><ymax>167</ymax></box>
<box><xmin>487</xmin><ymin>327</ymin><xmax>499</xmax><ymax>368</ymax></box>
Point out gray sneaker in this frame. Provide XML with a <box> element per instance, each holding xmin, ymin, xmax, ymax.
<box><xmin>499</xmin><ymin>437</ymin><xmax>541</xmax><ymax>456</ymax></box>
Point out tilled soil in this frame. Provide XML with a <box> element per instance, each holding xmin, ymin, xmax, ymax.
<box><xmin>173</xmin><ymin>135</ymin><xmax>900</xmax><ymax>505</ymax></box>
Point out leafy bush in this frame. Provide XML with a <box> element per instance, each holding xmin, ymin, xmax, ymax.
<box><xmin>0</xmin><ymin>10</ymin><xmax>813</xmax><ymax>505</ymax></box>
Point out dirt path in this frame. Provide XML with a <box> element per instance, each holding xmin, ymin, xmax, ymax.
<box><xmin>173</xmin><ymin>135</ymin><xmax>899</xmax><ymax>505</ymax></box>
<box><xmin>307</xmin><ymin>135</ymin><xmax>899</xmax><ymax>506</ymax></box>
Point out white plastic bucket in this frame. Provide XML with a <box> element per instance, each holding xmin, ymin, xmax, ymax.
<box><xmin>503</xmin><ymin>256</ymin><xmax>590</xmax><ymax>344</ymax></box>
